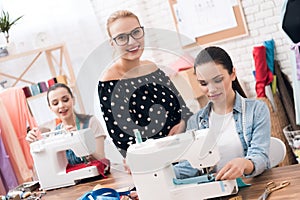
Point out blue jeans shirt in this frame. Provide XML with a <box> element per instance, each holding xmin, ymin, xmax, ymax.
<box><xmin>174</xmin><ymin>92</ymin><xmax>270</xmax><ymax>178</ymax></box>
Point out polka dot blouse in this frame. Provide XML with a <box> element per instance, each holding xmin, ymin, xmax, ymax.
<box><xmin>98</xmin><ymin>69</ymin><xmax>192</xmax><ymax>156</ymax></box>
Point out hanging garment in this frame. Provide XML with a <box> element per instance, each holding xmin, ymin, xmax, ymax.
<box><xmin>291</xmin><ymin>42</ymin><xmax>300</xmax><ymax>80</ymax></box>
<box><xmin>263</xmin><ymin>39</ymin><xmax>275</xmax><ymax>74</ymax></box>
<box><xmin>0</xmin><ymin>87</ymin><xmax>37</xmax><ymax>169</ymax></box>
<box><xmin>0</xmin><ymin>130</ymin><xmax>18</xmax><ymax>193</ymax></box>
<box><xmin>252</xmin><ymin>46</ymin><xmax>273</xmax><ymax>97</ymax></box>
<box><xmin>0</xmin><ymin>178</ymin><xmax>6</xmax><ymax>196</ymax></box>
<box><xmin>0</xmin><ymin>96</ymin><xmax>34</xmax><ymax>183</ymax></box>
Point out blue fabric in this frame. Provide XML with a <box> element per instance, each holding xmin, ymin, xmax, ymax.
<box><xmin>79</xmin><ymin>187</ymin><xmax>132</xmax><ymax>200</ymax></box>
<box><xmin>263</xmin><ymin>39</ymin><xmax>275</xmax><ymax>74</ymax></box>
<box><xmin>185</xmin><ymin>92</ymin><xmax>271</xmax><ymax>178</ymax></box>
<box><xmin>173</xmin><ymin>160</ymin><xmax>200</xmax><ymax>179</ymax></box>
<box><xmin>80</xmin><ymin>188</ymin><xmax>120</xmax><ymax>200</ymax></box>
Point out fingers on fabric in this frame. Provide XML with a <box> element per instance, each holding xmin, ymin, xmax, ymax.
<box><xmin>216</xmin><ymin>163</ymin><xmax>244</xmax><ymax>180</ymax></box>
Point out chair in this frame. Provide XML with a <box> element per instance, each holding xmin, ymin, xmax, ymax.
<box><xmin>269</xmin><ymin>137</ymin><xmax>287</xmax><ymax>168</ymax></box>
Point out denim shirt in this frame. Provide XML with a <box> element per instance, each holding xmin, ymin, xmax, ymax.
<box><xmin>186</xmin><ymin>92</ymin><xmax>271</xmax><ymax>177</ymax></box>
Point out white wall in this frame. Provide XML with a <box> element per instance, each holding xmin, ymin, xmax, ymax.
<box><xmin>0</xmin><ymin>0</ymin><xmax>104</xmax><ymax>88</ymax></box>
<box><xmin>90</xmin><ymin>0</ymin><xmax>292</xmax><ymax>98</ymax></box>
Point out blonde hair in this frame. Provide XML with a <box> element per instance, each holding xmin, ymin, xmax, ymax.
<box><xmin>106</xmin><ymin>10</ymin><xmax>140</xmax><ymax>37</ymax></box>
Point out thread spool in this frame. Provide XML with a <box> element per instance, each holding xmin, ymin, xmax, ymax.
<box><xmin>56</xmin><ymin>75</ymin><xmax>67</xmax><ymax>84</ymax></box>
<box><xmin>22</xmin><ymin>86</ymin><xmax>32</xmax><ymax>98</ymax></box>
<box><xmin>38</xmin><ymin>81</ymin><xmax>48</xmax><ymax>92</ymax></box>
<box><xmin>133</xmin><ymin>129</ymin><xmax>143</xmax><ymax>144</ymax></box>
<box><xmin>31</xmin><ymin>84</ymin><xmax>40</xmax><ymax>96</ymax></box>
<box><xmin>47</xmin><ymin>77</ymin><xmax>57</xmax><ymax>87</ymax></box>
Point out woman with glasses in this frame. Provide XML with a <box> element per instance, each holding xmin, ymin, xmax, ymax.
<box><xmin>98</xmin><ymin>10</ymin><xmax>193</xmax><ymax>158</ymax></box>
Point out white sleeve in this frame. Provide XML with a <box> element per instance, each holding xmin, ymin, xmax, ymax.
<box><xmin>88</xmin><ymin>115</ymin><xmax>106</xmax><ymax>138</ymax></box>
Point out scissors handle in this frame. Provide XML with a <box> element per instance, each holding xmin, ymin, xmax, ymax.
<box><xmin>270</xmin><ymin>181</ymin><xmax>290</xmax><ymax>192</ymax></box>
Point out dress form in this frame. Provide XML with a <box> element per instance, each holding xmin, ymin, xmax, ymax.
<box><xmin>282</xmin><ymin>0</ymin><xmax>300</xmax><ymax>43</ymax></box>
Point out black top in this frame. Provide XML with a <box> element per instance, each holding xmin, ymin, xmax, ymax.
<box><xmin>98</xmin><ymin>69</ymin><xmax>193</xmax><ymax>156</ymax></box>
<box><xmin>282</xmin><ymin>0</ymin><xmax>300</xmax><ymax>43</ymax></box>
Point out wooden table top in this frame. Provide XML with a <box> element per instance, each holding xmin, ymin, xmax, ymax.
<box><xmin>43</xmin><ymin>164</ymin><xmax>300</xmax><ymax>200</ymax></box>
<box><xmin>43</xmin><ymin>167</ymin><xmax>134</xmax><ymax>200</ymax></box>
<box><xmin>236</xmin><ymin>164</ymin><xmax>300</xmax><ymax>200</ymax></box>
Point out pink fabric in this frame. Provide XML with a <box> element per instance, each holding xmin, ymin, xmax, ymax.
<box><xmin>0</xmin><ymin>100</ymin><xmax>33</xmax><ymax>184</ymax></box>
<box><xmin>253</xmin><ymin>46</ymin><xmax>274</xmax><ymax>97</ymax></box>
<box><xmin>169</xmin><ymin>54</ymin><xmax>194</xmax><ymax>72</ymax></box>
<box><xmin>0</xmin><ymin>88</ymin><xmax>37</xmax><ymax>169</ymax></box>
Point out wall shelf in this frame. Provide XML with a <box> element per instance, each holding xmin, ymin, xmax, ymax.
<box><xmin>0</xmin><ymin>43</ymin><xmax>85</xmax><ymax>115</ymax></box>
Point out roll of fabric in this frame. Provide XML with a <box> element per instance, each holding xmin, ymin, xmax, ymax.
<box><xmin>56</xmin><ymin>75</ymin><xmax>67</xmax><ymax>84</ymax></box>
<box><xmin>47</xmin><ymin>77</ymin><xmax>57</xmax><ymax>88</ymax></box>
<box><xmin>22</xmin><ymin>86</ymin><xmax>32</xmax><ymax>98</ymax></box>
<box><xmin>38</xmin><ymin>81</ymin><xmax>48</xmax><ymax>92</ymax></box>
<box><xmin>263</xmin><ymin>39</ymin><xmax>275</xmax><ymax>74</ymax></box>
<box><xmin>30</xmin><ymin>84</ymin><xmax>40</xmax><ymax>96</ymax></box>
<box><xmin>253</xmin><ymin>46</ymin><xmax>273</xmax><ymax>97</ymax></box>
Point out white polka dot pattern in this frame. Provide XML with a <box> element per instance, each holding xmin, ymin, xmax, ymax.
<box><xmin>98</xmin><ymin>69</ymin><xmax>192</xmax><ymax>156</ymax></box>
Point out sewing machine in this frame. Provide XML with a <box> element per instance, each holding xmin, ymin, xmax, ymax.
<box><xmin>126</xmin><ymin>129</ymin><xmax>238</xmax><ymax>200</ymax></box>
<box><xmin>30</xmin><ymin>128</ymin><xmax>100</xmax><ymax>190</ymax></box>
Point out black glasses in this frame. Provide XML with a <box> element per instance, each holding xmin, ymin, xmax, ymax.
<box><xmin>112</xmin><ymin>27</ymin><xmax>144</xmax><ymax>46</ymax></box>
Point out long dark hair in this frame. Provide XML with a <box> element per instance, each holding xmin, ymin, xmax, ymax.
<box><xmin>194</xmin><ymin>46</ymin><xmax>247</xmax><ymax>98</ymax></box>
<box><xmin>46</xmin><ymin>83</ymin><xmax>91</xmax><ymax>122</ymax></box>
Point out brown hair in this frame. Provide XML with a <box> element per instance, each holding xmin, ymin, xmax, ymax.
<box><xmin>194</xmin><ymin>46</ymin><xmax>247</xmax><ymax>98</ymax></box>
<box><xmin>106</xmin><ymin>10</ymin><xmax>140</xmax><ymax>37</ymax></box>
<box><xmin>47</xmin><ymin>83</ymin><xmax>91</xmax><ymax>121</ymax></box>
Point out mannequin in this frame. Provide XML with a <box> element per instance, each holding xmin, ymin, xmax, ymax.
<box><xmin>281</xmin><ymin>0</ymin><xmax>300</xmax><ymax>126</ymax></box>
<box><xmin>282</xmin><ymin>0</ymin><xmax>300</xmax><ymax>43</ymax></box>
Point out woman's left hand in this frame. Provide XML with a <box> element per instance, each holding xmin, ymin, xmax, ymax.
<box><xmin>215</xmin><ymin>158</ymin><xmax>251</xmax><ymax>180</ymax></box>
<box><xmin>64</xmin><ymin>125</ymin><xmax>77</xmax><ymax>132</ymax></box>
<box><xmin>168</xmin><ymin>120</ymin><xmax>186</xmax><ymax>136</ymax></box>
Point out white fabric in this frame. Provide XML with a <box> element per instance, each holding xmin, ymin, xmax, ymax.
<box><xmin>209</xmin><ymin>110</ymin><xmax>244</xmax><ymax>171</ymax></box>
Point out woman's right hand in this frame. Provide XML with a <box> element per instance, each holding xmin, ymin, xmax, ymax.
<box><xmin>123</xmin><ymin>159</ymin><xmax>131</xmax><ymax>174</ymax></box>
<box><xmin>26</xmin><ymin>127</ymin><xmax>39</xmax><ymax>143</ymax></box>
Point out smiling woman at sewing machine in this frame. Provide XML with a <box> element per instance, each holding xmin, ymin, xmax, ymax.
<box><xmin>177</xmin><ymin>46</ymin><xmax>271</xmax><ymax>180</ymax></box>
<box><xmin>26</xmin><ymin>83</ymin><xmax>109</xmax><ymax>166</ymax></box>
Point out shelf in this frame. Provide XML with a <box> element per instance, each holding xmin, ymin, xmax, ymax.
<box><xmin>0</xmin><ymin>43</ymin><xmax>85</xmax><ymax>114</ymax></box>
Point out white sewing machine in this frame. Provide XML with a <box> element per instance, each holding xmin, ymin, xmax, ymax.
<box><xmin>30</xmin><ymin>128</ymin><xmax>100</xmax><ymax>190</ymax></box>
<box><xmin>126</xmin><ymin>129</ymin><xmax>238</xmax><ymax>200</ymax></box>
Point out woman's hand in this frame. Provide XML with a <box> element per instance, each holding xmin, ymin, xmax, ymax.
<box><xmin>168</xmin><ymin>120</ymin><xmax>186</xmax><ymax>136</ymax></box>
<box><xmin>215</xmin><ymin>158</ymin><xmax>254</xmax><ymax>180</ymax></box>
<box><xmin>64</xmin><ymin>125</ymin><xmax>77</xmax><ymax>132</ymax></box>
<box><xmin>129</xmin><ymin>191</ymin><xmax>139</xmax><ymax>200</ymax></box>
<box><xmin>123</xmin><ymin>159</ymin><xmax>131</xmax><ymax>174</ymax></box>
<box><xmin>26</xmin><ymin>127</ymin><xmax>40</xmax><ymax>143</ymax></box>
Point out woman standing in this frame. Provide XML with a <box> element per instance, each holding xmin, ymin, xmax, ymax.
<box><xmin>98</xmin><ymin>10</ymin><xmax>193</xmax><ymax>157</ymax></box>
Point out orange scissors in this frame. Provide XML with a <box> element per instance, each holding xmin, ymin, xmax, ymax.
<box><xmin>258</xmin><ymin>180</ymin><xmax>290</xmax><ymax>200</ymax></box>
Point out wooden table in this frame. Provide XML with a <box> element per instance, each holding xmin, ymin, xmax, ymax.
<box><xmin>43</xmin><ymin>164</ymin><xmax>300</xmax><ymax>200</ymax></box>
<box><xmin>43</xmin><ymin>167</ymin><xmax>134</xmax><ymax>200</ymax></box>
<box><xmin>236</xmin><ymin>164</ymin><xmax>300</xmax><ymax>200</ymax></box>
